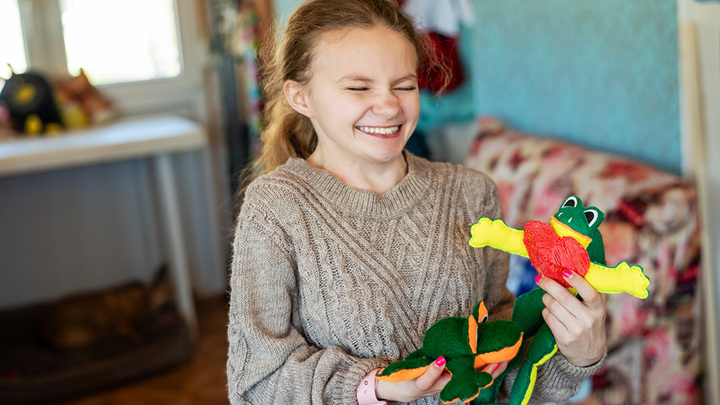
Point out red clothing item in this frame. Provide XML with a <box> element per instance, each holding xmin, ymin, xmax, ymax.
<box><xmin>418</xmin><ymin>32</ymin><xmax>466</xmax><ymax>93</ymax></box>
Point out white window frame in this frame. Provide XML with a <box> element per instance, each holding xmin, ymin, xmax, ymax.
<box><xmin>14</xmin><ymin>0</ymin><xmax>208</xmax><ymax>120</ymax></box>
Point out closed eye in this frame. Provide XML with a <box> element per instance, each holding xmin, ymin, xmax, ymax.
<box><xmin>347</xmin><ymin>87</ymin><xmax>369</xmax><ymax>91</ymax></box>
<box><xmin>394</xmin><ymin>86</ymin><xmax>417</xmax><ymax>91</ymax></box>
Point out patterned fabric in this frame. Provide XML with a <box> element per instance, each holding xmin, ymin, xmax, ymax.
<box><xmin>463</xmin><ymin>116</ymin><xmax>703</xmax><ymax>405</ymax></box>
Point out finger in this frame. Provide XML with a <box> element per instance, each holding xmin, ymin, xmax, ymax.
<box><xmin>495</xmin><ymin>360</ymin><xmax>509</xmax><ymax>376</ymax></box>
<box><xmin>415</xmin><ymin>356</ymin><xmax>446</xmax><ymax>391</ymax></box>
<box><xmin>542</xmin><ymin>293</ymin><xmax>583</xmax><ymax>336</ymax></box>
<box><xmin>480</xmin><ymin>363</ymin><xmax>499</xmax><ymax>377</ymax></box>
<box><xmin>542</xmin><ymin>307</ymin><xmax>570</xmax><ymax>339</ymax></box>
<box><xmin>561</xmin><ymin>270</ymin><xmax>605</xmax><ymax>309</ymax></box>
<box><xmin>480</xmin><ymin>360</ymin><xmax>509</xmax><ymax>379</ymax></box>
<box><xmin>536</xmin><ymin>275</ymin><xmax>586</xmax><ymax>316</ymax></box>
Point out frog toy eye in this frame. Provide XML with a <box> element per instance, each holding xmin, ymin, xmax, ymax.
<box><xmin>562</xmin><ymin>196</ymin><xmax>579</xmax><ymax>208</ymax></box>
<box><xmin>473</xmin><ymin>301</ymin><xmax>488</xmax><ymax>323</ymax></box>
<box><xmin>584</xmin><ymin>209</ymin><xmax>599</xmax><ymax>227</ymax></box>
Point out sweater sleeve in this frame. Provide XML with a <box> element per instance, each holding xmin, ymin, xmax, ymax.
<box><xmin>226</xmin><ymin>197</ymin><xmax>387</xmax><ymax>405</ymax></box>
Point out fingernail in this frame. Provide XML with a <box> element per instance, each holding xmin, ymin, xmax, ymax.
<box><xmin>435</xmin><ymin>356</ymin><xmax>446</xmax><ymax>367</ymax></box>
<box><xmin>563</xmin><ymin>270</ymin><xmax>572</xmax><ymax>278</ymax></box>
<box><xmin>493</xmin><ymin>364</ymin><xmax>500</xmax><ymax>372</ymax></box>
<box><xmin>535</xmin><ymin>275</ymin><xmax>542</xmax><ymax>283</ymax></box>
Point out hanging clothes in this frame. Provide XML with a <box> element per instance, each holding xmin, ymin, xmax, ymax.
<box><xmin>400</xmin><ymin>0</ymin><xmax>474</xmax><ymax>93</ymax></box>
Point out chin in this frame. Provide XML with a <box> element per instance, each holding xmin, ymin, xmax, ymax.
<box><xmin>368</xmin><ymin>147</ymin><xmax>406</xmax><ymax>164</ymax></box>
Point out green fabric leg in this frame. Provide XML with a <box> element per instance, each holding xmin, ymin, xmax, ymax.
<box><xmin>511</xmin><ymin>288</ymin><xmax>546</xmax><ymax>336</ymax></box>
<box><xmin>473</xmin><ymin>288</ymin><xmax>547</xmax><ymax>404</ymax></box>
<box><xmin>441</xmin><ymin>356</ymin><xmax>493</xmax><ymax>403</ymax></box>
<box><xmin>376</xmin><ymin>349</ymin><xmax>432</xmax><ymax>378</ymax></box>
<box><xmin>508</xmin><ymin>323</ymin><xmax>557</xmax><ymax>405</ymax></box>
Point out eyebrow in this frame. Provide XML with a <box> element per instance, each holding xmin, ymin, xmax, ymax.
<box><xmin>338</xmin><ymin>74</ymin><xmax>418</xmax><ymax>85</ymax></box>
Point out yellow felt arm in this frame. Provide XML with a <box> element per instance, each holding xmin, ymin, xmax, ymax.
<box><xmin>585</xmin><ymin>261</ymin><xmax>650</xmax><ymax>299</ymax></box>
<box><xmin>469</xmin><ymin>217</ymin><xmax>528</xmax><ymax>258</ymax></box>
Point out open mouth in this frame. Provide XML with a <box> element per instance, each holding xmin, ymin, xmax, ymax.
<box><xmin>356</xmin><ymin>125</ymin><xmax>401</xmax><ymax>137</ymax></box>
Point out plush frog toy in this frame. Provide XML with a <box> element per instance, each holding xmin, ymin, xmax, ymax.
<box><xmin>468</xmin><ymin>195</ymin><xmax>650</xmax><ymax>405</ymax></box>
<box><xmin>376</xmin><ymin>301</ymin><xmax>524</xmax><ymax>404</ymax></box>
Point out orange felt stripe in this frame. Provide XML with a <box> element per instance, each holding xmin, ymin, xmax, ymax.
<box><xmin>550</xmin><ymin>217</ymin><xmax>591</xmax><ymax>247</ymax></box>
<box><xmin>375</xmin><ymin>365</ymin><xmax>430</xmax><ymax>382</ymax></box>
<box><xmin>477</xmin><ymin>302</ymin><xmax>488</xmax><ymax>319</ymax></box>
<box><xmin>474</xmin><ymin>357</ymin><xmax>487</xmax><ymax>370</ymax></box>
<box><xmin>474</xmin><ymin>335</ymin><xmax>523</xmax><ymax>369</ymax></box>
<box><xmin>468</xmin><ymin>316</ymin><xmax>478</xmax><ymax>354</ymax></box>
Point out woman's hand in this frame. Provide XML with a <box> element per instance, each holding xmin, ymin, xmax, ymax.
<box><xmin>479</xmin><ymin>360</ymin><xmax>509</xmax><ymax>378</ymax></box>
<box><xmin>375</xmin><ymin>357</ymin><xmax>451</xmax><ymax>403</ymax></box>
<box><xmin>535</xmin><ymin>271</ymin><xmax>607</xmax><ymax>367</ymax></box>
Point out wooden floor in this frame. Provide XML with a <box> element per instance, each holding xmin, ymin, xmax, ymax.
<box><xmin>57</xmin><ymin>295</ymin><xmax>230</xmax><ymax>405</ymax></box>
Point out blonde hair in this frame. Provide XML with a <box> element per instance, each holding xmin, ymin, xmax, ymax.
<box><xmin>251</xmin><ymin>0</ymin><xmax>448</xmax><ymax>177</ymax></box>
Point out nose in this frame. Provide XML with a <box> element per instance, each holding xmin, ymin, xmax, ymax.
<box><xmin>371</xmin><ymin>91</ymin><xmax>401</xmax><ymax>118</ymax></box>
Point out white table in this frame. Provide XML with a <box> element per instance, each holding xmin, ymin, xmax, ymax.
<box><xmin>0</xmin><ymin>115</ymin><xmax>211</xmax><ymax>335</ymax></box>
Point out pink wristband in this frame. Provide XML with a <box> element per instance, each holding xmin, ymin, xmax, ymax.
<box><xmin>357</xmin><ymin>368</ymin><xmax>387</xmax><ymax>405</ymax></box>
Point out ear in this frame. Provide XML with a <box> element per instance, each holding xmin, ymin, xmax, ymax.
<box><xmin>284</xmin><ymin>80</ymin><xmax>313</xmax><ymax>118</ymax></box>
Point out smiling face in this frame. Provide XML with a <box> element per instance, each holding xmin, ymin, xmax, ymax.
<box><xmin>285</xmin><ymin>25</ymin><xmax>420</xmax><ymax>174</ymax></box>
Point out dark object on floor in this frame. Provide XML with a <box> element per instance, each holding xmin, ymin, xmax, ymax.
<box><xmin>40</xmin><ymin>265</ymin><xmax>175</xmax><ymax>349</ymax></box>
<box><xmin>0</xmin><ymin>297</ymin><xmax>195</xmax><ymax>405</ymax></box>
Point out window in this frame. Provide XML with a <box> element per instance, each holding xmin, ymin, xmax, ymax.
<box><xmin>0</xmin><ymin>0</ymin><xmax>204</xmax><ymax>118</ymax></box>
<box><xmin>59</xmin><ymin>0</ymin><xmax>182</xmax><ymax>85</ymax></box>
<box><xmin>0</xmin><ymin>0</ymin><xmax>28</xmax><ymax>90</ymax></box>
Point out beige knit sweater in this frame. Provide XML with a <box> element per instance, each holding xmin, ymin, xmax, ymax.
<box><xmin>227</xmin><ymin>152</ymin><xmax>602</xmax><ymax>404</ymax></box>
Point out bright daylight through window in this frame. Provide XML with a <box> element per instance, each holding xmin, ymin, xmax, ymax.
<box><xmin>0</xmin><ymin>0</ymin><xmax>28</xmax><ymax>90</ymax></box>
<box><xmin>60</xmin><ymin>0</ymin><xmax>182</xmax><ymax>85</ymax></box>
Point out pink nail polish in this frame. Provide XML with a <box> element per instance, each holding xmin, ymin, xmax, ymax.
<box><xmin>435</xmin><ymin>356</ymin><xmax>446</xmax><ymax>367</ymax></box>
<box><xmin>535</xmin><ymin>275</ymin><xmax>542</xmax><ymax>283</ymax></box>
<box><xmin>563</xmin><ymin>270</ymin><xmax>572</xmax><ymax>278</ymax></box>
<box><xmin>493</xmin><ymin>364</ymin><xmax>500</xmax><ymax>372</ymax></box>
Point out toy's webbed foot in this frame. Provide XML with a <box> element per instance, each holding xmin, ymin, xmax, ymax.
<box><xmin>469</xmin><ymin>217</ymin><xmax>528</xmax><ymax>258</ymax></box>
<box><xmin>440</xmin><ymin>371</ymin><xmax>492</xmax><ymax>404</ymax></box>
<box><xmin>440</xmin><ymin>357</ymin><xmax>493</xmax><ymax>404</ymax></box>
<box><xmin>375</xmin><ymin>356</ymin><xmax>432</xmax><ymax>383</ymax></box>
<box><xmin>585</xmin><ymin>261</ymin><xmax>650</xmax><ymax>298</ymax></box>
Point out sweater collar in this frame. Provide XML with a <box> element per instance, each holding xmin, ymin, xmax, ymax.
<box><xmin>281</xmin><ymin>151</ymin><xmax>432</xmax><ymax>217</ymax></box>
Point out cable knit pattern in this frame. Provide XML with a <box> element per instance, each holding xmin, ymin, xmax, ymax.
<box><xmin>227</xmin><ymin>152</ymin><xmax>600</xmax><ymax>404</ymax></box>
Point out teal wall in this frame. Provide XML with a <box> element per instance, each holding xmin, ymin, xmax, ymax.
<box><xmin>470</xmin><ymin>0</ymin><xmax>681</xmax><ymax>174</ymax></box>
<box><xmin>274</xmin><ymin>0</ymin><xmax>304</xmax><ymax>27</ymax></box>
<box><xmin>273</xmin><ymin>0</ymin><xmax>682</xmax><ymax>174</ymax></box>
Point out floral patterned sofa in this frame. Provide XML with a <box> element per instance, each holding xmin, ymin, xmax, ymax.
<box><xmin>463</xmin><ymin>116</ymin><xmax>703</xmax><ymax>404</ymax></box>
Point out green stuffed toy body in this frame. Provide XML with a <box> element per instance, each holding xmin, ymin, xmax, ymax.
<box><xmin>469</xmin><ymin>196</ymin><xmax>650</xmax><ymax>405</ymax></box>
<box><xmin>376</xmin><ymin>301</ymin><xmax>524</xmax><ymax>404</ymax></box>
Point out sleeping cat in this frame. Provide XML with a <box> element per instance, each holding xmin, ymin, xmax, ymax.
<box><xmin>40</xmin><ymin>264</ymin><xmax>175</xmax><ymax>349</ymax></box>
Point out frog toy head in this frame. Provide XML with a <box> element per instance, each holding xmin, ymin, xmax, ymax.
<box><xmin>550</xmin><ymin>196</ymin><xmax>606</xmax><ymax>265</ymax></box>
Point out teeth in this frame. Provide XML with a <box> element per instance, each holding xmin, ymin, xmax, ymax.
<box><xmin>357</xmin><ymin>126</ymin><xmax>399</xmax><ymax>135</ymax></box>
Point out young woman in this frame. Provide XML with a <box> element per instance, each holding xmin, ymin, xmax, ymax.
<box><xmin>226</xmin><ymin>1</ymin><xmax>607</xmax><ymax>403</ymax></box>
